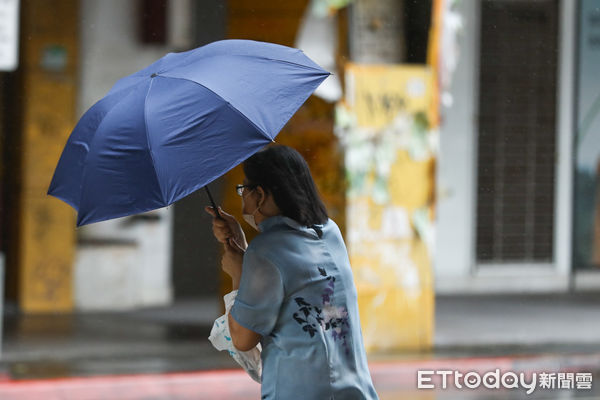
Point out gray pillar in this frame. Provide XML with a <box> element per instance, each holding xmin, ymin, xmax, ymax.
<box><xmin>170</xmin><ymin>0</ymin><xmax>227</xmax><ymax>299</ymax></box>
<box><xmin>349</xmin><ymin>0</ymin><xmax>405</xmax><ymax>64</ymax></box>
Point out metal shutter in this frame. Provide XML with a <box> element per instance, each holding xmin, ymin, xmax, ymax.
<box><xmin>476</xmin><ymin>0</ymin><xmax>558</xmax><ymax>263</ymax></box>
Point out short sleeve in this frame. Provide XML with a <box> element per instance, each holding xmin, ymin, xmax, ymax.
<box><xmin>230</xmin><ymin>247</ymin><xmax>284</xmax><ymax>337</ymax></box>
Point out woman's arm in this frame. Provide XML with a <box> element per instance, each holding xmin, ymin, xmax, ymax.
<box><xmin>221</xmin><ymin>239</ymin><xmax>262</xmax><ymax>351</ymax></box>
<box><xmin>228</xmin><ymin>313</ymin><xmax>261</xmax><ymax>351</ymax></box>
<box><xmin>207</xmin><ymin>208</ymin><xmax>263</xmax><ymax>352</ymax></box>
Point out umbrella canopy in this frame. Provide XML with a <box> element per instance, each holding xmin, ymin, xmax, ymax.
<box><xmin>48</xmin><ymin>40</ymin><xmax>330</xmax><ymax>226</ymax></box>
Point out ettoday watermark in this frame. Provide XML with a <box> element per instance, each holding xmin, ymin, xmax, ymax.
<box><xmin>417</xmin><ymin>369</ymin><xmax>593</xmax><ymax>394</ymax></box>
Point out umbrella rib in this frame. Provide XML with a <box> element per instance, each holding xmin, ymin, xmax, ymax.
<box><xmin>143</xmin><ymin>78</ymin><xmax>167</xmax><ymax>205</ymax></box>
<box><xmin>162</xmin><ymin>49</ymin><xmax>329</xmax><ymax>76</ymax></box>
<box><xmin>159</xmin><ymin>76</ymin><xmax>275</xmax><ymax>142</ymax></box>
<box><xmin>75</xmin><ymin>86</ymin><xmax>150</xmax><ymax>218</ymax></box>
<box><xmin>234</xmin><ymin>53</ymin><xmax>329</xmax><ymax>73</ymax></box>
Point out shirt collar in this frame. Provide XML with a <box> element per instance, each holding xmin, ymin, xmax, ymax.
<box><xmin>258</xmin><ymin>215</ymin><xmax>323</xmax><ymax>238</ymax></box>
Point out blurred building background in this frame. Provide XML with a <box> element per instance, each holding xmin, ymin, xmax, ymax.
<box><xmin>0</xmin><ymin>0</ymin><xmax>599</xmax><ymax>356</ymax></box>
<box><xmin>436</xmin><ymin>0</ymin><xmax>600</xmax><ymax>294</ymax></box>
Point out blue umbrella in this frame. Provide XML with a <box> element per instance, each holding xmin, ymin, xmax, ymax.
<box><xmin>48</xmin><ymin>40</ymin><xmax>330</xmax><ymax>226</ymax></box>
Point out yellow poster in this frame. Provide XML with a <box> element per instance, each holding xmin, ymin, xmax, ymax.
<box><xmin>336</xmin><ymin>63</ymin><xmax>437</xmax><ymax>352</ymax></box>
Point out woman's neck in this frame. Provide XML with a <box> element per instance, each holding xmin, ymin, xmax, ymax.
<box><xmin>253</xmin><ymin>195</ymin><xmax>281</xmax><ymax>225</ymax></box>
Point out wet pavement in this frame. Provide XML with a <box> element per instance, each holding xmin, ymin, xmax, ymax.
<box><xmin>0</xmin><ymin>294</ymin><xmax>599</xmax><ymax>398</ymax></box>
<box><xmin>0</xmin><ymin>355</ymin><xmax>598</xmax><ymax>399</ymax></box>
<box><xmin>0</xmin><ymin>298</ymin><xmax>235</xmax><ymax>379</ymax></box>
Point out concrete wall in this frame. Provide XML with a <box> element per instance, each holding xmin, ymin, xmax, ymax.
<box><xmin>433</xmin><ymin>0</ymin><xmax>479</xmax><ymax>292</ymax></box>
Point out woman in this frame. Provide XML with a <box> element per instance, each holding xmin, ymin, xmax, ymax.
<box><xmin>205</xmin><ymin>145</ymin><xmax>379</xmax><ymax>399</ymax></box>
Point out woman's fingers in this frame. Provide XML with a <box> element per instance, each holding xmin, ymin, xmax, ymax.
<box><xmin>205</xmin><ymin>206</ymin><xmax>246</xmax><ymax>249</ymax></box>
<box><xmin>212</xmin><ymin>228</ymin><xmax>230</xmax><ymax>244</ymax></box>
<box><xmin>213</xmin><ymin>218</ymin><xmax>229</xmax><ymax>229</ymax></box>
<box><xmin>205</xmin><ymin>206</ymin><xmax>234</xmax><ymax>221</ymax></box>
<box><xmin>217</xmin><ymin>207</ymin><xmax>235</xmax><ymax>220</ymax></box>
<box><xmin>205</xmin><ymin>206</ymin><xmax>230</xmax><ymax>241</ymax></box>
<box><xmin>205</xmin><ymin>206</ymin><xmax>236</xmax><ymax>227</ymax></box>
<box><xmin>227</xmin><ymin>237</ymin><xmax>245</xmax><ymax>254</ymax></box>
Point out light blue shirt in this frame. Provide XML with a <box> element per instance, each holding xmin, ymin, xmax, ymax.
<box><xmin>230</xmin><ymin>215</ymin><xmax>379</xmax><ymax>400</ymax></box>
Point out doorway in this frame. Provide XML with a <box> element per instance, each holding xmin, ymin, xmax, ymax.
<box><xmin>475</xmin><ymin>0</ymin><xmax>559</xmax><ymax>267</ymax></box>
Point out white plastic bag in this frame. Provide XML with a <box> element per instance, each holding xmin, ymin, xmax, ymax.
<box><xmin>208</xmin><ymin>290</ymin><xmax>262</xmax><ymax>382</ymax></box>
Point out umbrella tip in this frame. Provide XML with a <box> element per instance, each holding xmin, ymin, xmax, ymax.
<box><xmin>151</xmin><ymin>73</ymin><xmax>158</xmax><ymax>78</ymax></box>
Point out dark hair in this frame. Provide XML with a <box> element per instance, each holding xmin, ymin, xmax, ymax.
<box><xmin>243</xmin><ymin>145</ymin><xmax>328</xmax><ymax>227</ymax></box>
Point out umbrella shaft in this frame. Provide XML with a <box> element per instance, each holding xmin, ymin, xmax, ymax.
<box><xmin>204</xmin><ymin>186</ymin><xmax>222</xmax><ymax>219</ymax></box>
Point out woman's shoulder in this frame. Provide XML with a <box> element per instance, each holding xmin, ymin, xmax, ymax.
<box><xmin>323</xmin><ymin>217</ymin><xmax>344</xmax><ymax>238</ymax></box>
<box><xmin>247</xmin><ymin>217</ymin><xmax>342</xmax><ymax>251</ymax></box>
<box><xmin>244</xmin><ymin>228</ymin><xmax>286</xmax><ymax>261</ymax></box>
<box><xmin>324</xmin><ymin>217</ymin><xmax>339</xmax><ymax>230</ymax></box>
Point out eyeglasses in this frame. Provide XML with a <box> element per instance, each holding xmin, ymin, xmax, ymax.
<box><xmin>236</xmin><ymin>184</ymin><xmax>256</xmax><ymax>196</ymax></box>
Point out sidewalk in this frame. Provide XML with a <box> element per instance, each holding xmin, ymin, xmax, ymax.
<box><xmin>435</xmin><ymin>293</ymin><xmax>600</xmax><ymax>350</ymax></box>
<box><xmin>0</xmin><ymin>293</ymin><xmax>599</xmax><ymax>398</ymax></box>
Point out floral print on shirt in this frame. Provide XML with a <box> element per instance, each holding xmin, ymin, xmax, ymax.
<box><xmin>292</xmin><ymin>266</ymin><xmax>350</xmax><ymax>354</ymax></box>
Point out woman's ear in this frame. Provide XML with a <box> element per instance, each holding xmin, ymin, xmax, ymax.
<box><xmin>255</xmin><ymin>185</ymin><xmax>266</xmax><ymax>205</ymax></box>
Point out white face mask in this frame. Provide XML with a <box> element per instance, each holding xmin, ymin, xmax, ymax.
<box><xmin>243</xmin><ymin>210</ymin><xmax>259</xmax><ymax>231</ymax></box>
<box><xmin>242</xmin><ymin>193</ymin><xmax>261</xmax><ymax>231</ymax></box>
